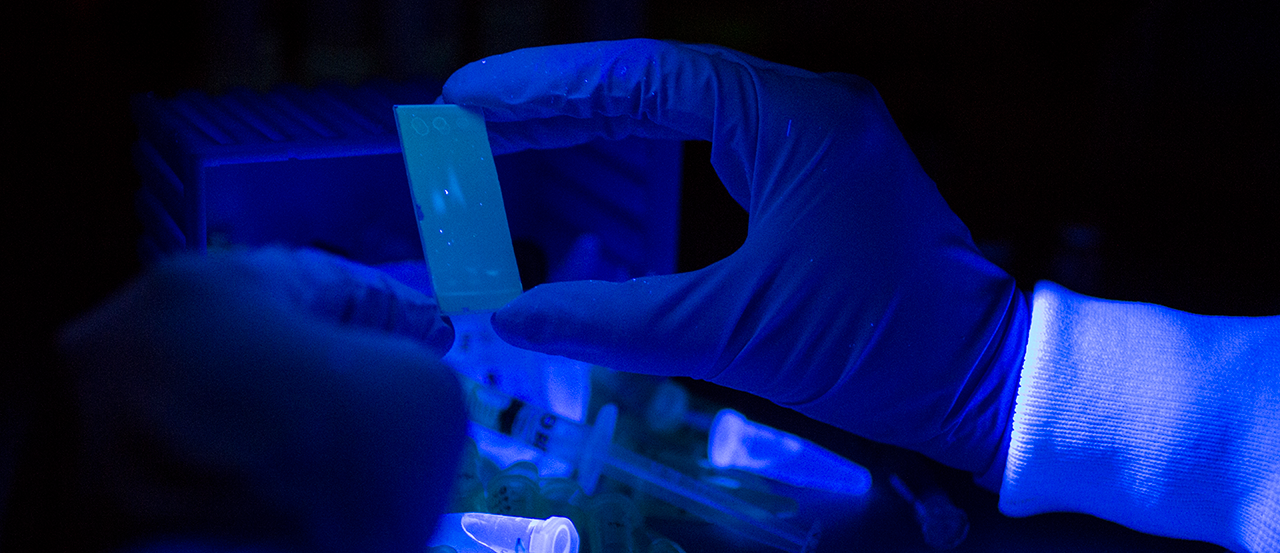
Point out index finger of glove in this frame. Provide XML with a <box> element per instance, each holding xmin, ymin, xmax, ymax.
<box><xmin>441</xmin><ymin>39</ymin><xmax>753</xmax><ymax>153</ymax></box>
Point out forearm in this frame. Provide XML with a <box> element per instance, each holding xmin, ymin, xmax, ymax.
<box><xmin>999</xmin><ymin>282</ymin><xmax>1280</xmax><ymax>553</ymax></box>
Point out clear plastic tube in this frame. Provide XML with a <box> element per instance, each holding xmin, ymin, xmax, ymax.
<box><xmin>458</xmin><ymin>375</ymin><xmax>818</xmax><ymax>552</ymax></box>
<box><xmin>600</xmin><ymin>443</ymin><xmax>818</xmax><ymax>553</ymax></box>
<box><xmin>710</xmin><ymin>409</ymin><xmax>872</xmax><ymax>497</ymax></box>
<box><xmin>458</xmin><ymin>373</ymin><xmax>615</xmax><ymax>492</ymax></box>
<box><xmin>428</xmin><ymin>512</ymin><xmax>580</xmax><ymax>553</ymax></box>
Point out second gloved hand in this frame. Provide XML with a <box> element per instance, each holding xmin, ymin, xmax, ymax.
<box><xmin>58</xmin><ymin>247</ymin><xmax>464</xmax><ymax>552</ymax></box>
<box><xmin>443</xmin><ymin>40</ymin><xmax>1029</xmax><ymax>483</ymax></box>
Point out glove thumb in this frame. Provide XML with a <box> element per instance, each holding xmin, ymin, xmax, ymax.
<box><xmin>491</xmin><ymin>269</ymin><xmax>740</xmax><ymax>380</ymax></box>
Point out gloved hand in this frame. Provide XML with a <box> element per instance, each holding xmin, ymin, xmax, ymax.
<box><xmin>443</xmin><ymin>39</ymin><xmax>1030</xmax><ymax>483</ymax></box>
<box><xmin>57</xmin><ymin>247</ymin><xmax>465</xmax><ymax>553</ymax></box>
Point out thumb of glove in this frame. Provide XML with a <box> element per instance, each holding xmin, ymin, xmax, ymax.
<box><xmin>491</xmin><ymin>265</ymin><xmax>748</xmax><ymax>382</ymax></box>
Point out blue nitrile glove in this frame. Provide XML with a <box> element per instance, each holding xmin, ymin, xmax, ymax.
<box><xmin>57</xmin><ymin>247</ymin><xmax>465</xmax><ymax>553</ymax></box>
<box><xmin>442</xmin><ymin>39</ymin><xmax>1030</xmax><ymax>484</ymax></box>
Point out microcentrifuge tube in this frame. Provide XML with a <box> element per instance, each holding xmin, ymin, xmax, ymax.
<box><xmin>463</xmin><ymin>512</ymin><xmax>580</xmax><ymax>553</ymax></box>
<box><xmin>430</xmin><ymin>513</ymin><xmax>580</xmax><ymax>553</ymax></box>
<box><xmin>709</xmin><ymin>409</ymin><xmax>871</xmax><ymax>496</ymax></box>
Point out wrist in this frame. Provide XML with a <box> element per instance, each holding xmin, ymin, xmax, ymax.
<box><xmin>895</xmin><ymin>282</ymin><xmax>1030</xmax><ymax>478</ymax></box>
<box><xmin>999</xmin><ymin>282</ymin><xmax>1280</xmax><ymax>551</ymax></box>
<box><xmin>962</xmin><ymin>287</ymin><xmax>1030</xmax><ymax>486</ymax></box>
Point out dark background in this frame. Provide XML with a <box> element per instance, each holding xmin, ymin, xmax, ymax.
<box><xmin>5</xmin><ymin>0</ymin><xmax>1278</xmax><ymax>551</ymax></box>
<box><xmin>10</xmin><ymin>0</ymin><xmax>1279</xmax><ymax>340</ymax></box>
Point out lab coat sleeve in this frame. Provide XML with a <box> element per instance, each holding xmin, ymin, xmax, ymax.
<box><xmin>998</xmin><ymin>281</ymin><xmax>1280</xmax><ymax>553</ymax></box>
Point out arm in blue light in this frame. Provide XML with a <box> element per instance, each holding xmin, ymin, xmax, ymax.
<box><xmin>1000</xmin><ymin>282</ymin><xmax>1280</xmax><ymax>553</ymax></box>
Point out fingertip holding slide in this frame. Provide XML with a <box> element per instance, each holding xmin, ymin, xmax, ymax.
<box><xmin>489</xmin><ymin>274</ymin><xmax>723</xmax><ymax>381</ymax></box>
<box><xmin>490</xmin><ymin>279</ymin><xmax>656</xmax><ymax>371</ymax></box>
<box><xmin>489</xmin><ymin>282</ymin><xmax>585</xmax><ymax>354</ymax></box>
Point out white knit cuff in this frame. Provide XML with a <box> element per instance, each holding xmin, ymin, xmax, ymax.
<box><xmin>999</xmin><ymin>282</ymin><xmax>1280</xmax><ymax>553</ymax></box>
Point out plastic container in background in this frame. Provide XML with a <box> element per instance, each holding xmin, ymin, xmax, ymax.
<box><xmin>458</xmin><ymin>375</ymin><xmax>817</xmax><ymax>552</ymax></box>
<box><xmin>131</xmin><ymin>83</ymin><xmax>678</xmax><ymax>471</ymax></box>
<box><xmin>130</xmin><ymin>81</ymin><xmax>682</xmax><ymax>281</ymax></box>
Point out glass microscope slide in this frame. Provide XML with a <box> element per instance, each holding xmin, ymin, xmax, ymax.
<box><xmin>394</xmin><ymin>104</ymin><xmax>523</xmax><ymax>314</ymax></box>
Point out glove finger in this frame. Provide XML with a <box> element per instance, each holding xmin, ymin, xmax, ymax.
<box><xmin>481</xmin><ymin>114</ymin><xmax>697</xmax><ymax>155</ymax></box>
<box><xmin>443</xmin><ymin>39</ymin><xmax>867</xmax><ymax>212</ymax></box>
<box><xmin>442</xmin><ymin>39</ymin><xmax>747</xmax><ymax>150</ymax></box>
<box><xmin>244</xmin><ymin>248</ymin><xmax>455</xmax><ymax>357</ymax></box>
<box><xmin>490</xmin><ymin>269</ymin><xmax>743</xmax><ymax>380</ymax></box>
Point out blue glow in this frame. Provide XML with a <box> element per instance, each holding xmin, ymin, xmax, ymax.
<box><xmin>444</xmin><ymin>313</ymin><xmax>590</xmax><ymax>424</ymax></box>
<box><xmin>462</xmin><ymin>513</ymin><xmax>579</xmax><ymax>553</ymax></box>
<box><xmin>428</xmin><ymin>513</ymin><xmax>580</xmax><ymax>553</ymax></box>
<box><xmin>455</xmin><ymin>376</ymin><xmax>812</xmax><ymax>552</ymax></box>
<box><xmin>455</xmin><ymin>371</ymin><xmax>611</xmax><ymax>487</ymax></box>
<box><xmin>709</xmin><ymin>409</ymin><xmax>872</xmax><ymax>496</ymax></box>
<box><xmin>395</xmin><ymin>104</ymin><xmax>523</xmax><ymax>314</ymax></box>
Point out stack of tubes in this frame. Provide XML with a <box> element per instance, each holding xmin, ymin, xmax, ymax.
<box><xmin>444</xmin><ymin>372</ymin><xmax>886</xmax><ymax>552</ymax></box>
